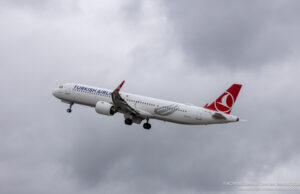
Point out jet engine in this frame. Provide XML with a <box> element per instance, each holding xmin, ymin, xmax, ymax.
<box><xmin>95</xmin><ymin>101</ymin><xmax>115</xmax><ymax>116</ymax></box>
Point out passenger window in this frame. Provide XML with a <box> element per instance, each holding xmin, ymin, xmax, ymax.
<box><xmin>59</xmin><ymin>85</ymin><xmax>63</xmax><ymax>89</ymax></box>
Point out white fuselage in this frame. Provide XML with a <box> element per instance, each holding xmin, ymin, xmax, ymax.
<box><xmin>53</xmin><ymin>83</ymin><xmax>239</xmax><ymax>125</ymax></box>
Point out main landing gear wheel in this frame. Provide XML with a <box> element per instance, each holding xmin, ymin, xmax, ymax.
<box><xmin>125</xmin><ymin>118</ymin><xmax>133</xmax><ymax>125</ymax></box>
<box><xmin>66</xmin><ymin>103</ymin><xmax>74</xmax><ymax>113</ymax></box>
<box><xmin>143</xmin><ymin>122</ymin><xmax>151</xmax><ymax>130</ymax></box>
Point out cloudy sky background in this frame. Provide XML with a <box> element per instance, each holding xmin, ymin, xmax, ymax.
<box><xmin>0</xmin><ymin>0</ymin><xmax>300</xmax><ymax>193</ymax></box>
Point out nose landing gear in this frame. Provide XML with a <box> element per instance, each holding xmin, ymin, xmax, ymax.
<box><xmin>67</xmin><ymin>103</ymin><xmax>73</xmax><ymax>113</ymax></box>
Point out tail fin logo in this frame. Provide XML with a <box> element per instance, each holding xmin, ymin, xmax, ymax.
<box><xmin>204</xmin><ymin>84</ymin><xmax>242</xmax><ymax>114</ymax></box>
<box><xmin>214</xmin><ymin>91</ymin><xmax>235</xmax><ymax>113</ymax></box>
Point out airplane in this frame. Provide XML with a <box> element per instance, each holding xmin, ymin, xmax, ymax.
<box><xmin>52</xmin><ymin>81</ymin><xmax>242</xmax><ymax>129</ymax></box>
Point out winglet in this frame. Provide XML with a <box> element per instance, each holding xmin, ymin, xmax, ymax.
<box><xmin>115</xmin><ymin>80</ymin><xmax>125</xmax><ymax>92</ymax></box>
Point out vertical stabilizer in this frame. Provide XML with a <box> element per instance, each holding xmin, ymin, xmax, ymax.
<box><xmin>204</xmin><ymin>84</ymin><xmax>242</xmax><ymax>114</ymax></box>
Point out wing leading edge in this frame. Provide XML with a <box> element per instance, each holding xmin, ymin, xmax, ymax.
<box><xmin>111</xmin><ymin>81</ymin><xmax>141</xmax><ymax>117</ymax></box>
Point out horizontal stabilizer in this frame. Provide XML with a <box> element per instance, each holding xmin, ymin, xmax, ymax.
<box><xmin>212</xmin><ymin>112</ymin><xmax>226</xmax><ymax>120</ymax></box>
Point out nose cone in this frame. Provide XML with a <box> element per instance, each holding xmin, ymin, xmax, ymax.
<box><xmin>52</xmin><ymin>89</ymin><xmax>58</xmax><ymax>98</ymax></box>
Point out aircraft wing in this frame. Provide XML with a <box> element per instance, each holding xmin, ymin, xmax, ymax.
<box><xmin>111</xmin><ymin>81</ymin><xmax>141</xmax><ymax>117</ymax></box>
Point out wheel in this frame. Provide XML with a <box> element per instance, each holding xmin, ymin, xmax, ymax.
<box><xmin>67</xmin><ymin>108</ymin><xmax>72</xmax><ymax>113</ymax></box>
<box><xmin>124</xmin><ymin>118</ymin><xmax>133</xmax><ymax>125</ymax></box>
<box><xmin>143</xmin><ymin>123</ymin><xmax>151</xmax><ymax>130</ymax></box>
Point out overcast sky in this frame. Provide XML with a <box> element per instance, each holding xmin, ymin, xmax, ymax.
<box><xmin>1</xmin><ymin>0</ymin><xmax>300</xmax><ymax>193</ymax></box>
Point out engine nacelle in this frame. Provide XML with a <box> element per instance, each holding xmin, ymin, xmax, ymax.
<box><xmin>95</xmin><ymin>101</ymin><xmax>115</xmax><ymax>116</ymax></box>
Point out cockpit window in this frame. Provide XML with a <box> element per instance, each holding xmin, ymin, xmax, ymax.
<box><xmin>59</xmin><ymin>85</ymin><xmax>63</xmax><ymax>89</ymax></box>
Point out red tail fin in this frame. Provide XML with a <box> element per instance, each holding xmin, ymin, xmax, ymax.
<box><xmin>204</xmin><ymin>84</ymin><xmax>242</xmax><ymax>114</ymax></box>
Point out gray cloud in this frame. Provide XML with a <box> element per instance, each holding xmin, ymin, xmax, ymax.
<box><xmin>0</xmin><ymin>0</ymin><xmax>300</xmax><ymax>194</ymax></box>
<box><xmin>162</xmin><ymin>0</ymin><xmax>300</xmax><ymax>70</ymax></box>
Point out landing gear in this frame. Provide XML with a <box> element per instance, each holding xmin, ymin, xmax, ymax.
<box><xmin>67</xmin><ymin>103</ymin><xmax>73</xmax><ymax>113</ymax></box>
<box><xmin>124</xmin><ymin>118</ymin><xmax>133</xmax><ymax>125</ymax></box>
<box><xmin>124</xmin><ymin>117</ymin><xmax>151</xmax><ymax>129</ymax></box>
<box><xmin>143</xmin><ymin>123</ymin><xmax>151</xmax><ymax>130</ymax></box>
<box><xmin>143</xmin><ymin>119</ymin><xmax>151</xmax><ymax>130</ymax></box>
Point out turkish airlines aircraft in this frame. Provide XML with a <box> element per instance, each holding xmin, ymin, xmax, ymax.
<box><xmin>52</xmin><ymin>81</ymin><xmax>242</xmax><ymax>129</ymax></box>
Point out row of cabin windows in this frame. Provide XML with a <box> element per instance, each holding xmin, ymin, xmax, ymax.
<box><xmin>73</xmin><ymin>88</ymin><xmax>187</xmax><ymax>112</ymax></box>
<box><xmin>126</xmin><ymin>99</ymin><xmax>156</xmax><ymax>107</ymax></box>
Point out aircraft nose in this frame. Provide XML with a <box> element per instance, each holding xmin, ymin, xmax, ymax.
<box><xmin>52</xmin><ymin>89</ymin><xmax>58</xmax><ymax>97</ymax></box>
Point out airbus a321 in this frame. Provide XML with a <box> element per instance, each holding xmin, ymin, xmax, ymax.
<box><xmin>52</xmin><ymin>81</ymin><xmax>242</xmax><ymax>129</ymax></box>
